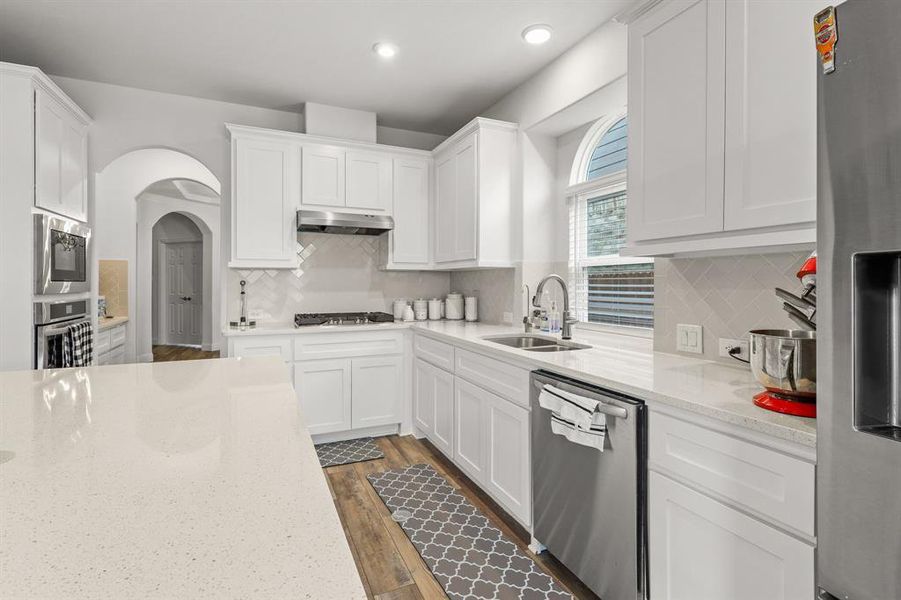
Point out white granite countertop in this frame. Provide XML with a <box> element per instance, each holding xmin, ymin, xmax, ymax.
<box><xmin>97</xmin><ymin>315</ymin><xmax>128</xmax><ymax>332</ymax></box>
<box><xmin>220</xmin><ymin>320</ymin><xmax>817</xmax><ymax>448</ymax></box>
<box><xmin>0</xmin><ymin>357</ymin><xmax>366</xmax><ymax>600</ymax></box>
<box><xmin>414</xmin><ymin>321</ymin><xmax>817</xmax><ymax>448</ymax></box>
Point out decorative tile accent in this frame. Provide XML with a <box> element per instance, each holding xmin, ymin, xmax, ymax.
<box><xmin>98</xmin><ymin>259</ymin><xmax>129</xmax><ymax>317</ymax></box>
<box><xmin>368</xmin><ymin>464</ymin><xmax>570</xmax><ymax>600</ymax></box>
<box><xmin>314</xmin><ymin>437</ymin><xmax>384</xmax><ymax>468</ymax></box>
<box><xmin>653</xmin><ymin>252</ymin><xmax>811</xmax><ymax>362</ymax></box>
<box><xmin>227</xmin><ymin>232</ymin><xmax>450</xmax><ymax>323</ymax></box>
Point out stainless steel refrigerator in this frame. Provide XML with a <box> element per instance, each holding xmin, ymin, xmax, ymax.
<box><xmin>818</xmin><ymin>2</ymin><xmax>901</xmax><ymax>599</ymax></box>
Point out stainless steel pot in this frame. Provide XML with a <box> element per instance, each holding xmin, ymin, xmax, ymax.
<box><xmin>746</xmin><ymin>329</ymin><xmax>817</xmax><ymax>398</ymax></box>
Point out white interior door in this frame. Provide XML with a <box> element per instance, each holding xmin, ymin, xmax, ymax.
<box><xmin>165</xmin><ymin>241</ymin><xmax>202</xmax><ymax>346</ymax></box>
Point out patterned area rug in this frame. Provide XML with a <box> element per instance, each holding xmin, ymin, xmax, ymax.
<box><xmin>368</xmin><ymin>464</ymin><xmax>571</xmax><ymax>600</ymax></box>
<box><xmin>314</xmin><ymin>437</ymin><xmax>384</xmax><ymax>468</ymax></box>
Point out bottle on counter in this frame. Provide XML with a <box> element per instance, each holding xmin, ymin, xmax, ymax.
<box><xmin>539</xmin><ymin>290</ymin><xmax>551</xmax><ymax>332</ymax></box>
<box><xmin>549</xmin><ymin>300</ymin><xmax>561</xmax><ymax>334</ymax></box>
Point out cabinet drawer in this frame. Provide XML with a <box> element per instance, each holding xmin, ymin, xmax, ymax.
<box><xmin>650</xmin><ymin>411</ymin><xmax>814</xmax><ymax>536</ymax></box>
<box><xmin>109</xmin><ymin>325</ymin><xmax>126</xmax><ymax>349</ymax></box>
<box><xmin>454</xmin><ymin>348</ymin><xmax>529</xmax><ymax>409</ymax></box>
<box><xmin>413</xmin><ymin>334</ymin><xmax>454</xmax><ymax>371</ymax></box>
<box><xmin>294</xmin><ymin>330</ymin><xmax>403</xmax><ymax>361</ymax></box>
<box><xmin>231</xmin><ymin>336</ymin><xmax>293</xmax><ymax>362</ymax></box>
<box><xmin>95</xmin><ymin>330</ymin><xmax>112</xmax><ymax>355</ymax></box>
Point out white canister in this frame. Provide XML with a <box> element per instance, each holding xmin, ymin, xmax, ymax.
<box><xmin>403</xmin><ymin>305</ymin><xmax>415</xmax><ymax>322</ymax></box>
<box><xmin>393</xmin><ymin>299</ymin><xmax>409</xmax><ymax>321</ymax></box>
<box><xmin>413</xmin><ymin>298</ymin><xmax>429</xmax><ymax>321</ymax></box>
<box><xmin>465</xmin><ymin>296</ymin><xmax>478</xmax><ymax>322</ymax></box>
<box><xmin>445</xmin><ymin>293</ymin><xmax>464</xmax><ymax>320</ymax></box>
<box><xmin>428</xmin><ymin>298</ymin><xmax>443</xmax><ymax>320</ymax></box>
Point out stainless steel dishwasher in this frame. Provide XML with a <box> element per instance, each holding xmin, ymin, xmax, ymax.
<box><xmin>531</xmin><ymin>370</ymin><xmax>648</xmax><ymax>600</ymax></box>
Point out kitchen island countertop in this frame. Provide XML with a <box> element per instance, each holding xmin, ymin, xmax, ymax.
<box><xmin>0</xmin><ymin>356</ymin><xmax>366</xmax><ymax>600</ymax></box>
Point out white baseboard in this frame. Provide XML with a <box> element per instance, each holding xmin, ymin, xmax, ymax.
<box><xmin>311</xmin><ymin>423</ymin><xmax>400</xmax><ymax>445</ymax></box>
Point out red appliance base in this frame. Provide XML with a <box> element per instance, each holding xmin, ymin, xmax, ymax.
<box><xmin>753</xmin><ymin>391</ymin><xmax>817</xmax><ymax>418</ymax></box>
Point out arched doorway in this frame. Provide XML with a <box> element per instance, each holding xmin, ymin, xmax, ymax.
<box><xmin>94</xmin><ymin>149</ymin><xmax>222</xmax><ymax>363</ymax></box>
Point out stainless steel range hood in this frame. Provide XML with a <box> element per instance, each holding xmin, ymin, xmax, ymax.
<box><xmin>296</xmin><ymin>210</ymin><xmax>393</xmax><ymax>236</ymax></box>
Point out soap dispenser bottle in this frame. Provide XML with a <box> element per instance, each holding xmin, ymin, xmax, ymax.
<box><xmin>549</xmin><ymin>300</ymin><xmax>561</xmax><ymax>334</ymax></box>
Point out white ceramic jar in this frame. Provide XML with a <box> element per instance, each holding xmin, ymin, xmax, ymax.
<box><xmin>464</xmin><ymin>296</ymin><xmax>478</xmax><ymax>322</ymax></box>
<box><xmin>445</xmin><ymin>293</ymin><xmax>464</xmax><ymax>320</ymax></box>
<box><xmin>413</xmin><ymin>299</ymin><xmax>429</xmax><ymax>321</ymax></box>
<box><xmin>393</xmin><ymin>299</ymin><xmax>409</xmax><ymax>321</ymax></box>
<box><xmin>428</xmin><ymin>298</ymin><xmax>443</xmax><ymax>320</ymax></box>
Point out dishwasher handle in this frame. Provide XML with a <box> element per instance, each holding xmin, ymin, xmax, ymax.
<box><xmin>533</xmin><ymin>380</ymin><xmax>629</xmax><ymax>420</ymax></box>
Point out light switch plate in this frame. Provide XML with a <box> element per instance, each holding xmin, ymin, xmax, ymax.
<box><xmin>676</xmin><ymin>324</ymin><xmax>703</xmax><ymax>354</ymax></box>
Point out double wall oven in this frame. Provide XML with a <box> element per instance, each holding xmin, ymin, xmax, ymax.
<box><xmin>34</xmin><ymin>213</ymin><xmax>90</xmax><ymax>295</ymax></box>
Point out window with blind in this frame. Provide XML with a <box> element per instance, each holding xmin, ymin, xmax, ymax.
<box><xmin>569</xmin><ymin>116</ymin><xmax>654</xmax><ymax>331</ymax></box>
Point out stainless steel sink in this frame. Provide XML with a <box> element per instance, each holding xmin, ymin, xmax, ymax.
<box><xmin>482</xmin><ymin>334</ymin><xmax>591</xmax><ymax>352</ymax></box>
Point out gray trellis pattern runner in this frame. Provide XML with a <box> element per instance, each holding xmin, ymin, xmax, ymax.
<box><xmin>314</xmin><ymin>437</ymin><xmax>384</xmax><ymax>468</ymax></box>
<box><xmin>367</xmin><ymin>463</ymin><xmax>572</xmax><ymax>600</ymax></box>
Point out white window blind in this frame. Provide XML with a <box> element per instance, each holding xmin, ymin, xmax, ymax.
<box><xmin>568</xmin><ymin>116</ymin><xmax>654</xmax><ymax>332</ymax></box>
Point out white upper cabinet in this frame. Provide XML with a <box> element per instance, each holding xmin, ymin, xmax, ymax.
<box><xmin>301</xmin><ymin>143</ymin><xmax>345</xmax><ymax>208</ymax></box>
<box><xmin>345</xmin><ymin>150</ymin><xmax>392</xmax><ymax>212</ymax></box>
<box><xmin>35</xmin><ymin>87</ymin><xmax>88</xmax><ymax>222</ymax></box>
<box><xmin>723</xmin><ymin>0</ymin><xmax>818</xmax><ymax>230</ymax></box>
<box><xmin>382</xmin><ymin>156</ymin><xmax>431</xmax><ymax>268</ymax></box>
<box><xmin>432</xmin><ymin>118</ymin><xmax>516</xmax><ymax>269</ymax></box>
<box><xmin>625</xmin><ymin>0</ymin><xmax>817</xmax><ymax>256</ymax></box>
<box><xmin>627</xmin><ymin>0</ymin><xmax>726</xmax><ymax>242</ymax></box>
<box><xmin>228</xmin><ymin>126</ymin><xmax>300</xmax><ymax>269</ymax></box>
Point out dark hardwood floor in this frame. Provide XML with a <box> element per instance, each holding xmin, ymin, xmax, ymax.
<box><xmin>151</xmin><ymin>345</ymin><xmax>220</xmax><ymax>362</ymax></box>
<box><xmin>322</xmin><ymin>434</ymin><xmax>599</xmax><ymax>600</ymax></box>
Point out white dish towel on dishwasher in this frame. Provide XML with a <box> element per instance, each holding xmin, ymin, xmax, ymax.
<box><xmin>539</xmin><ymin>384</ymin><xmax>607</xmax><ymax>452</ymax></box>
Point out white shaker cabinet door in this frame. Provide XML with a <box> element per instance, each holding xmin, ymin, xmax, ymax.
<box><xmin>301</xmin><ymin>143</ymin><xmax>346</xmax><ymax>208</ymax></box>
<box><xmin>453</xmin><ymin>377</ymin><xmax>487</xmax><ymax>483</ymax></box>
<box><xmin>430</xmin><ymin>365</ymin><xmax>454</xmax><ymax>458</ymax></box>
<box><xmin>484</xmin><ymin>390</ymin><xmax>530</xmax><ymax>526</ymax></box>
<box><xmin>413</xmin><ymin>358</ymin><xmax>436</xmax><ymax>435</ymax></box>
<box><xmin>232</xmin><ymin>136</ymin><xmax>300</xmax><ymax>267</ymax></box>
<box><xmin>294</xmin><ymin>359</ymin><xmax>352</xmax><ymax>435</ymax></box>
<box><xmin>627</xmin><ymin>0</ymin><xmax>726</xmax><ymax>242</ymax></box>
<box><xmin>433</xmin><ymin>149</ymin><xmax>457</xmax><ymax>263</ymax></box>
<box><xmin>451</xmin><ymin>132</ymin><xmax>478</xmax><ymax>262</ymax></box>
<box><xmin>390</xmin><ymin>157</ymin><xmax>430</xmax><ymax>265</ymax></box>
<box><xmin>35</xmin><ymin>88</ymin><xmax>88</xmax><ymax>221</ymax></box>
<box><xmin>649</xmin><ymin>470</ymin><xmax>814</xmax><ymax>600</ymax></box>
<box><xmin>351</xmin><ymin>355</ymin><xmax>402</xmax><ymax>429</ymax></box>
<box><xmin>345</xmin><ymin>150</ymin><xmax>392</xmax><ymax>213</ymax></box>
<box><xmin>723</xmin><ymin>0</ymin><xmax>818</xmax><ymax>231</ymax></box>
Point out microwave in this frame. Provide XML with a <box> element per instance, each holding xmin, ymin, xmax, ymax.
<box><xmin>34</xmin><ymin>214</ymin><xmax>91</xmax><ymax>295</ymax></box>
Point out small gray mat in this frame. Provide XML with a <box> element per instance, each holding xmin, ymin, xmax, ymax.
<box><xmin>368</xmin><ymin>463</ymin><xmax>571</xmax><ymax>600</ymax></box>
<box><xmin>315</xmin><ymin>437</ymin><xmax>384</xmax><ymax>468</ymax></box>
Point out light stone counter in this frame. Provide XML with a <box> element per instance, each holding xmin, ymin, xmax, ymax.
<box><xmin>413</xmin><ymin>321</ymin><xmax>817</xmax><ymax>448</ymax></box>
<box><xmin>97</xmin><ymin>315</ymin><xmax>129</xmax><ymax>332</ymax></box>
<box><xmin>219</xmin><ymin>320</ymin><xmax>816</xmax><ymax>448</ymax></box>
<box><xmin>0</xmin><ymin>357</ymin><xmax>366</xmax><ymax>600</ymax></box>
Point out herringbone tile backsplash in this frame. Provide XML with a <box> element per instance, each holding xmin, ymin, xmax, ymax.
<box><xmin>227</xmin><ymin>233</ymin><xmax>450</xmax><ymax>323</ymax></box>
<box><xmin>653</xmin><ymin>251</ymin><xmax>811</xmax><ymax>362</ymax></box>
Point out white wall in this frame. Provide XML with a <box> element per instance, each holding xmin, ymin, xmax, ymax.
<box><xmin>151</xmin><ymin>212</ymin><xmax>203</xmax><ymax>345</ymax></box>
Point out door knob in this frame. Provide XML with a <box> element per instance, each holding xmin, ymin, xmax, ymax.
<box><xmin>181</xmin><ymin>296</ymin><xmax>192</xmax><ymax>301</ymax></box>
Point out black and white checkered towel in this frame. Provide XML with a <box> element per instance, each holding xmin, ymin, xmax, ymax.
<box><xmin>64</xmin><ymin>321</ymin><xmax>93</xmax><ymax>367</ymax></box>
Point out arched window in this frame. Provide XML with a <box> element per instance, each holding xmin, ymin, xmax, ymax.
<box><xmin>568</xmin><ymin>115</ymin><xmax>654</xmax><ymax>332</ymax></box>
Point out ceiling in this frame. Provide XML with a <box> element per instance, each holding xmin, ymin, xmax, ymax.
<box><xmin>0</xmin><ymin>0</ymin><xmax>633</xmax><ymax>134</ymax></box>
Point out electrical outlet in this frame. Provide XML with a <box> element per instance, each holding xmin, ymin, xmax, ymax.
<box><xmin>502</xmin><ymin>312</ymin><xmax>513</xmax><ymax>324</ymax></box>
<box><xmin>719</xmin><ymin>338</ymin><xmax>749</xmax><ymax>361</ymax></box>
<box><xmin>676</xmin><ymin>324</ymin><xmax>703</xmax><ymax>354</ymax></box>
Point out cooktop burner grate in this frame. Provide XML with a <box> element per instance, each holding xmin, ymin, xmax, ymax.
<box><xmin>294</xmin><ymin>311</ymin><xmax>395</xmax><ymax>327</ymax></box>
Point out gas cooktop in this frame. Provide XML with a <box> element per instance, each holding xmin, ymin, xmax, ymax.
<box><xmin>294</xmin><ymin>312</ymin><xmax>395</xmax><ymax>327</ymax></box>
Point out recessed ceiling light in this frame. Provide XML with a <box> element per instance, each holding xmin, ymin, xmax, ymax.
<box><xmin>522</xmin><ymin>24</ymin><xmax>552</xmax><ymax>45</ymax></box>
<box><xmin>372</xmin><ymin>42</ymin><xmax>398</xmax><ymax>59</ymax></box>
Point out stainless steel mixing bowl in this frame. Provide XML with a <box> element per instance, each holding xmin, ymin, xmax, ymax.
<box><xmin>748</xmin><ymin>329</ymin><xmax>817</xmax><ymax>398</ymax></box>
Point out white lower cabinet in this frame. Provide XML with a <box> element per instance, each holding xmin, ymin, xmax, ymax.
<box><xmin>413</xmin><ymin>357</ymin><xmax>454</xmax><ymax>456</ymax></box>
<box><xmin>95</xmin><ymin>324</ymin><xmax>127</xmax><ymax>366</ymax></box>
<box><xmin>454</xmin><ymin>377</ymin><xmax>488</xmax><ymax>483</ymax></box>
<box><xmin>649</xmin><ymin>471</ymin><xmax>814</xmax><ymax>600</ymax></box>
<box><xmin>294</xmin><ymin>359</ymin><xmax>352</xmax><ymax>435</ymax></box>
<box><xmin>453</xmin><ymin>375</ymin><xmax>530</xmax><ymax>526</ymax></box>
<box><xmin>351</xmin><ymin>355</ymin><xmax>403</xmax><ymax>429</ymax></box>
